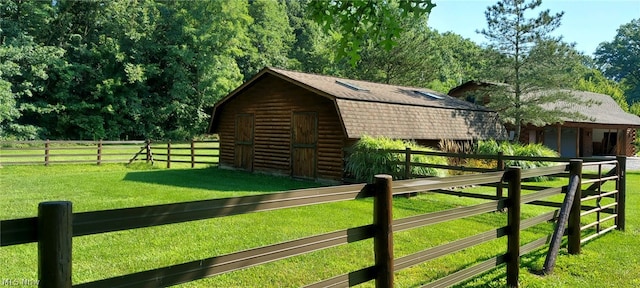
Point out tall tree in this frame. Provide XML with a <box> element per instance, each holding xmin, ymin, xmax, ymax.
<box><xmin>0</xmin><ymin>0</ymin><xmax>66</xmax><ymax>139</ymax></box>
<box><xmin>285</xmin><ymin>0</ymin><xmax>335</xmax><ymax>74</ymax></box>
<box><xmin>423</xmin><ymin>31</ymin><xmax>494</xmax><ymax>92</ymax></box>
<box><xmin>237</xmin><ymin>0</ymin><xmax>295</xmax><ymax>80</ymax></box>
<box><xmin>324</xmin><ymin>3</ymin><xmax>490</xmax><ymax>92</ymax></box>
<box><xmin>352</xmin><ymin>26</ymin><xmax>490</xmax><ymax>93</ymax></box>
<box><xmin>478</xmin><ymin>0</ymin><xmax>589</xmax><ymax>142</ymax></box>
<box><xmin>352</xmin><ymin>12</ymin><xmax>438</xmax><ymax>86</ymax></box>
<box><xmin>574</xmin><ymin>69</ymin><xmax>629</xmax><ymax>112</ymax></box>
<box><xmin>307</xmin><ymin>0</ymin><xmax>435</xmax><ymax>65</ymax></box>
<box><xmin>595</xmin><ymin>19</ymin><xmax>640</xmax><ymax>104</ymax></box>
<box><xmin>1</xmin><ymin>0</ymin><xmax>251</xmax><ymax>140</ymax></box>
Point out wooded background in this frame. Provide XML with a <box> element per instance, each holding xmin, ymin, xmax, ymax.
<box><xmin>1</xmin><ymin>0</ymin><xmax>638</xmax><ymax>141</ymax></box>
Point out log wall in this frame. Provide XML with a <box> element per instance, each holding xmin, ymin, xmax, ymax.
<box><xmin>215</xmin><ymin>75</ymin><xmax>345</xmax><ymax>180</ymax></box>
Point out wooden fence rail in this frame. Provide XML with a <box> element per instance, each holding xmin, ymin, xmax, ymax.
<box><xmin>0</xmin><ymin>140</ymin><xmax>147</xmax><ymax>166</ymax></box>
<box><xmin>0</xmin><ymin>139</ymin><xmax>219</xmax><ymax>168</ymax></box>
<box><xmin>0</xmin><ymin>156</ymin><xmax>627</xmax><ymax>288</ymax></box>
<box><xmin>342</xmin><ymin>147</ymin><xmax>619</xmax><ymax>202</ymax></box>
<box><xmin>147</xmin><ymin>139</ymin><xmax>219</xmax><ymax>168</ymax></box>
<box><xmin>373</xmin><ymin>147</ymin><xmax>619</xmax><ymax>176</ymax></box>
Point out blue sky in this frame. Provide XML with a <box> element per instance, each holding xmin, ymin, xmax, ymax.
<box><xmin>427</xmin><ymin>0</ymin><xmax>640</xmax><ymax>56</ymax></box>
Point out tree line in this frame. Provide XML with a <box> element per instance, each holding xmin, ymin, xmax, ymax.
<box><xmin>1</xmin><ymin>0</ymin><xmax>638</xmax><ymax>141</ymax></box>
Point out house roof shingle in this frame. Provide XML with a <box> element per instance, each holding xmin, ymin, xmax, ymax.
<box><xmin>539</xmin><ymin>90</ymin><xmax>640</xmax><ymax>127</ymax></box>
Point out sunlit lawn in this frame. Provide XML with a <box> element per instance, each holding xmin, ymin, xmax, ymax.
<box><xmin>1</xmin><ymin>163</ymin><xmax>638</xmax><ymax>287</ymax></box>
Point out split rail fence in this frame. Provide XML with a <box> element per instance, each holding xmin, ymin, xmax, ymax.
<box><xmin>0</xmin><ymin>156</ymin><xmax>627</xmax><ymax>287</ymax></box>
<box><xmin>363</xmin><ymin>148</ymin><xmax>628</xmax><ymax>243</ymax></box>
<box><xmin>0</xmin><ymin>140</ymin><xmax>219</xmax><ymax>167</ymax></box>
<box><xmin>147</xmin><ymin>140</ymin><xmax>219</xmax><ymax>168</ymax></box>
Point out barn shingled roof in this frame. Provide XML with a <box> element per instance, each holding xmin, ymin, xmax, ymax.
<box><xmin>211</xmin><ymin>67</ymin><xmax>508</xmax><ymax>140</ymax></box>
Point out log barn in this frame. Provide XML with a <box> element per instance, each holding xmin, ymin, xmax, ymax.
<box><xmin>209</xmin><ymin>68</ymin><xmax>507</xmax><ymax>181</ymax></box>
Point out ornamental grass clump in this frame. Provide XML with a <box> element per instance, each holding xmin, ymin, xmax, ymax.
<box><xmin>477</xmin><ymin>140</ymin><xmax>559</xmax><ymax>181</ymax></box>
<box><xmin>345</xmin><ymin>135</ymin><xmax>447</xmax><ymax>182</ymax></box>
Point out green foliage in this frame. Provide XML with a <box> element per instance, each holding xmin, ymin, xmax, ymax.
<box><xmin>345</xmin><ymin>135</ymin><xmax>447</xmax><ymax>182</ymax></box>
<box><xmin>0</xmin><ymin>42</ymin><xmax>66</xmax><ymax>139</ymax></box>
<box><xmin>284</xmin><ymin>0</ymin><xmax>335</xmax><ymax>74</ymax></box>
<box><xmin>630</xmin><ymin>102</ymin><xmax>640</xmax><ymax>117</ymax></box>
<box><xmin>307</xmin><ymin>0</ymin><xmax>435</xmax><ymax>65</ymax></box>
<box><xmin>0</xmin><ymin>0</ymin><xmax>518</xmax><ymax>141</ymax></box>
<box><xmin>595</xmin><ymin>19</ymin><xmax>640</xmax><ymax>104</ymax></box>
<box><xmin>2</xmin><ymin>0</ymin><xmax>603</xmax><ymax>142</ymax></box>
<box><xmin>477</xmin><ymin>139</ymin><xmax>558</xmax><ymax>160</ymax></box>
<box><xmin>1</xmin><ymin>0</ymin><xmax>255</xmax><ymax>140</ymax></box>
<box><xmin>351</xmin><ymin>14</ymin><xmax>435</xmax><ymax>86</ymax></box>
<box><xmin>477</xmin><ymin>139</ymin><xmax>558</xmax><ymax>180</ymax></box>
<box><xmin>0</xmin><ymin>79</ymin><xmax>19</xmax><ymax>138</ymax></box>
<box><xmin>478</xmin><ymin>0</ymin><xmax>591</xmax><ymax>141</ymax></box>
<box><xmin>574</xmin><ymin>69</ymin><xmax>629</xmax><ymax>111</ymax></box>
<box><xmin>236</xmin><ymin>0</ymin><xmax>295</xmax><ymax>79</ymax></box>
<box><xmin>349</xmin><ymin>18</ymin><xmax>489</xmax><ymax>90</ymax></box>
<box><xmin>0</xmin><ymin>0</ymin><xmax>68</xmax><ymax>139</ymax></box>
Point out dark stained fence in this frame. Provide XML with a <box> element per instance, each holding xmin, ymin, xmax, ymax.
<box><xmin>579</xmin><ymin>158</ymin><xmax>626</xmax><ymax>242</ymax></box>
<box><xmin>0</xmin><ymin>157</ymin><xmax>627</xmax><ymax>287</ymax></box>
<box><xmin>0</xmin><ymin>140</ymin><xmax>146</xmax><ymax>166</ymax></box>
<box><xmin>351</xmin><ymin>147</ymin><xmax>621</xmax><ymax>176</ymax></box>
<box><xmin>149</xmin><ymin>139</ymin><xmax>219</xmax><ymax>168</ymax></box>
<box><xmin>0</xmin><ymin>139</ymin><xmax>219</xmax><ymax>168</ymax></box>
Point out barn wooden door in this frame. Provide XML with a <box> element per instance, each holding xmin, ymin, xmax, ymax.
<box><xmin>235</xmin><ymin>114</ymin><xmax>254</xmax><ymax>171</ymax></box>
<box><xmin>291</xmin><ymin>112</ymin><xmax>317</xmax><ymax>179</ymax></box>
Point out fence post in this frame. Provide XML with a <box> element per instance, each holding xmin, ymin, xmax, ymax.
<box><xmin>373</xmin><ymin>174</ymin><xmax>394</xmax><ymax>288</ymax></box>
<box><xmin>543</xmin><ymin>159</ymin><xmax>582</xmax><ymax>274</ymax></box>
<box><xmin>145</xmin><ymin>140</ymin><xmax>151</xmax><ymax>163</ymax></box>
<box><xmin>404</xmin><ymin>147</ymin><xmax>411</xmax><ymax>179</ymax></box>
<box><xmin>191</xmin><ymin>139</ymin><xmax>195</xmax><ymax>168</ymax></box>
<box><xmin>496</xmin><ymin>151</ymin><xmax>505</xmax><ymax>200</ymax></box>
<box><xmin>505</xmin><ymin>167</ymin><xmax>521</xmax><ymax>288</ymax></box>
<box><xmin>167</xmin><ymin>141</ymin><xmax>171</xmax><ymax>168</ymax></box>
<box><xmin>38</xmin><ymin>201</ymin><xmax>72</xmax><ymax>288</ymax></box>
<box><xmin>616</xmin><ymin>156</ymin><xmax>626</xmax><ymax>231</ymax></box>
<box><xmin>567</xmin><ymin>159</ymin><xmax>583</xmax><ymax>255</ymax></box>
<box><xmin>97</xmin><ymin>140</ymin><xmax>103</xmax><ymax>165</ymax></box>
<box><xmin>44</xmin><ymin>139</ymin><xmax>50</xmax><ymax>166</ymax></box>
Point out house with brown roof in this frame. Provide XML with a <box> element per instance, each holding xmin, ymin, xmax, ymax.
<box><xmin>449</xmin><ymin>81</ymin><xmax>640</xmax><ymax>157</ymax></box>
<box><xmin>208</xmin><ymin>67</ymin><xmax>507</xmax><ymax>181</ymax></box>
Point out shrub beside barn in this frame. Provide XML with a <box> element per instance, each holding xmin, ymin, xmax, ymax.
<box><xmin>208</xmin><ymin>67</ymin><xmax>507</xmax><ymax>182</ymax></box>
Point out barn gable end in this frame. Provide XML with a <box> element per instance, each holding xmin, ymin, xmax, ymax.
<box><xmin>213</xmin><ymin>74</ymin><xmax>344</xmax><ymax>180</ymax></box>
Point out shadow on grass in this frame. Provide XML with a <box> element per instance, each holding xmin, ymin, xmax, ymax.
<box><xmin>123</xmin><ymin>166</ymin><xmax>321</xmax><ymax>192</ymax></box>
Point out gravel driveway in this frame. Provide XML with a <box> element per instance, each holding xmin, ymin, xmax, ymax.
<box><xmin>581</xmin><ymin>156</ymin><xmax>640</xmax><ymax>172</ymax></box>
<box><xmin>626</xmin><ymin>157</ymin><xmax>640</xmax><ymax>171</ymax></box>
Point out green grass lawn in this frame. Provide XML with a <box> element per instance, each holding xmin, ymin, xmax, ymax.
<box><xmin>1</xmin><ymin>164</ymin><xmax>638</xmax><ymax>287</ymax></box>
